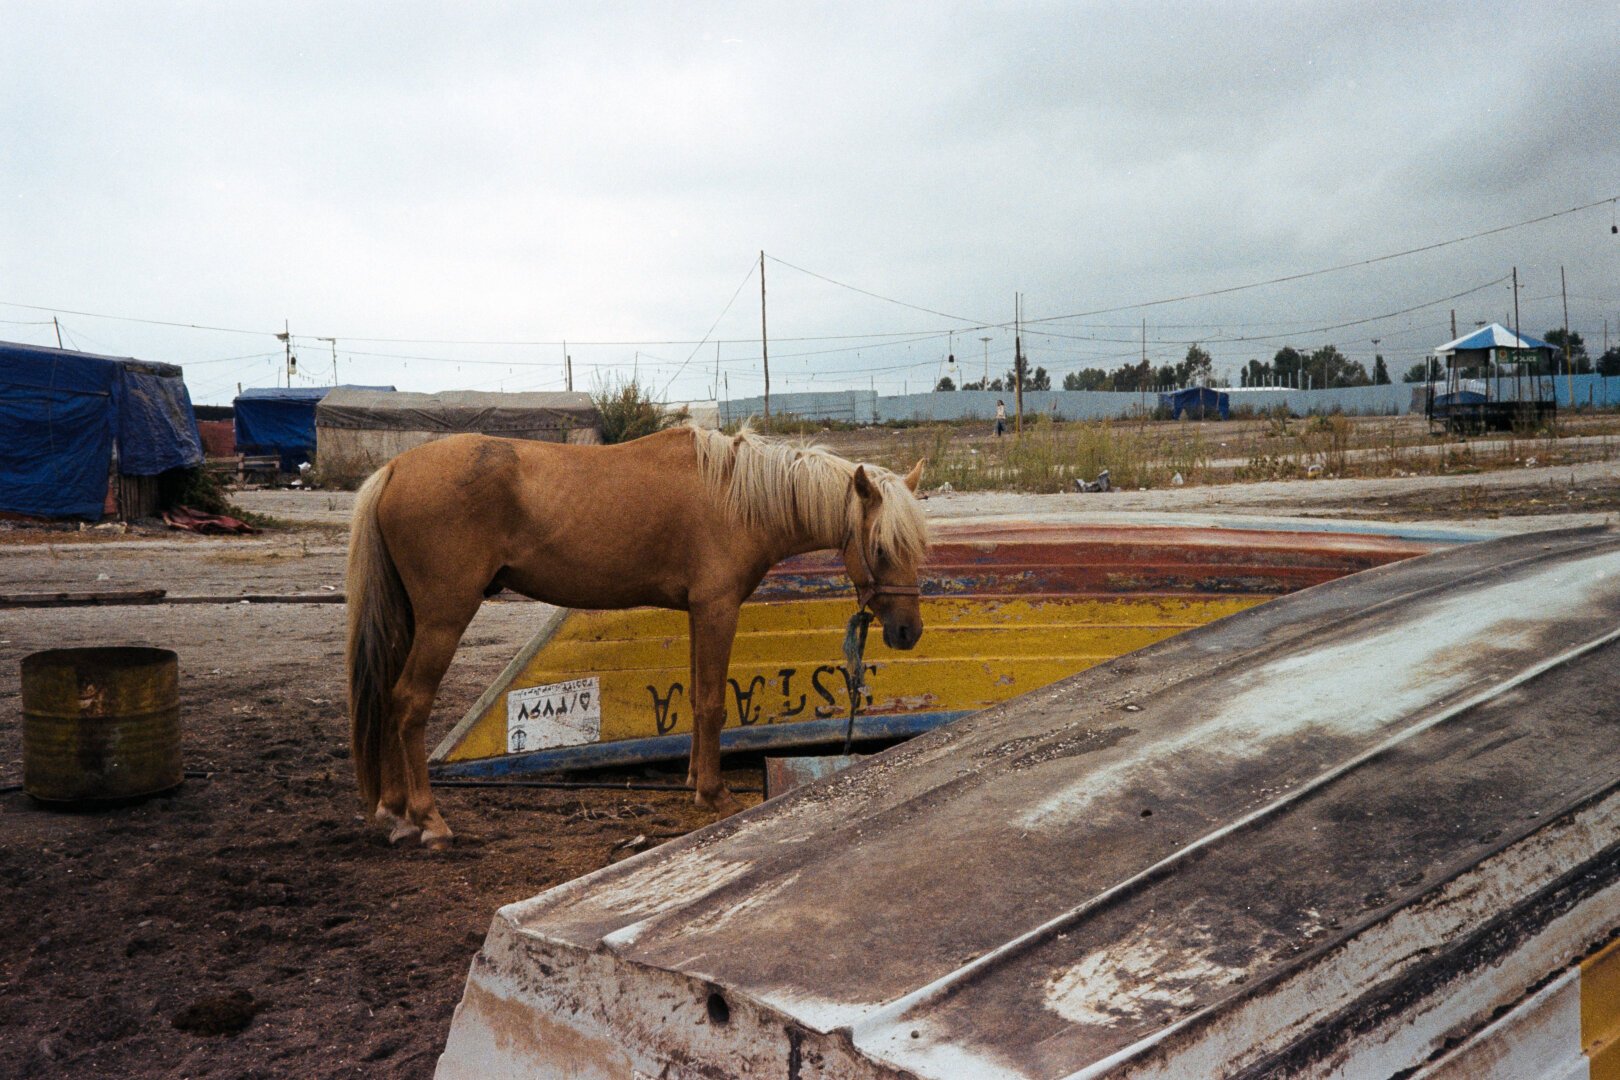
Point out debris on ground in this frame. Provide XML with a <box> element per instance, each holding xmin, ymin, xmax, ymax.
<box><xmin>1073</xmin><ymin>469</ymin><xmax>1111</xmax><ymax>493</ymax></box>
<box><xmin>162</xmin><ymin>506</ymin><xmax>256</xmax><ymax>535</ymax></box>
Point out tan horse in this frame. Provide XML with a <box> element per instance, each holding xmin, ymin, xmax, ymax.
<box><xmin>346</xmin><ymin>424</ymin><xmax>928</xmax><ymax>848</ymax></box>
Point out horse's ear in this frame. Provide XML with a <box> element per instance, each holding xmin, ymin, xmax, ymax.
<box><xmin>903</xmin><ymin>459</ymin><xmax>924</xmax><ymax>493</ymax></box>
<box><xmin>853</xmin><ymin>464</ymin><xmax>877</xmax><ymax>502</ymax></box>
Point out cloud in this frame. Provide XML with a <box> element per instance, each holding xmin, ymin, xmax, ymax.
<box><xmin>4</xmin><ymin>1</ymin><xmax>1618</xmax><ymax>401</ymax></box>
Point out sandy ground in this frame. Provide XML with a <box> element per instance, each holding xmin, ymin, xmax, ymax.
<box><xmin>1</xmin><ymin>462</ymin><xmax>1617</xmax><ymax>1078</ymax></box>
<box><xmin>0</xmin><ymin>524</ymin><xmax>731</xmax><ymax>1078</ymax></box>
<box><xmin>921</xmin><ymin>458</ymin><xmax>1620</xmax><ymax>535</ymax></box>
<box><xmin>227</xmin><ymin>456</ymin><xmax>1620</xmax><ymax>538</ymax></box>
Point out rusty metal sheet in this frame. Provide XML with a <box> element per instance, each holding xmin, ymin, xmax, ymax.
<box><xmin>763</xmin><ymin>754</ymin><xmax>867</xmax><ymax>799</ymax></box>
<box><xmin>438</xmin><ymin>526</ymin><xmax>1620</xmax><ymax>1078</ymax></box>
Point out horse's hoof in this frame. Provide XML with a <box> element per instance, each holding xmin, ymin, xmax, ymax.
<box><xmin>421</xmin><ymin>829</ymin><xmax>454</xmax><ymax>851</ymax></box>
<box><xmin>376</xmin><ymin>805</ymin><xmax>421</xmax><ymax>845</ymax></box>
<box><xmin>388</xmin><ymin>820</ymin><xmax>423</xmax><ymax>845</ymax></box>
<box><xmin>695</xmin><ymin>789</ymin><xmax>743</xmax><ymax>819</ymax></box>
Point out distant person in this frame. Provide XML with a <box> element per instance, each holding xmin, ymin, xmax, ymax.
<box><xmin>994</xmin><ymin>399</ymin><xmax>1007</xmax><ymax>437</ymax></box>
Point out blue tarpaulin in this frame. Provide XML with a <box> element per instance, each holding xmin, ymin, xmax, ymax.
<box><xmin>234</xmin><ymin>386</ymin><xmax>394</xmax><ymax>470</ymax></box>
<box><xmin>0</xmin><ymin>341</ymin><xmax>203</xmax><ymax>519</ymax></box>
<box><xmin>1158</xmin><ymin>386</ymin><xmax>1230</xmax><ymax>420</ymax></box>
<box><xmin>1435</xmin><ymin>324</ymin><xmax>1556</xmax><ymax>356</ymax></box>
<box><xmin>119</xmin><ymin>366</ymin><xmax>205</xmax><ymax>474</ymax></box>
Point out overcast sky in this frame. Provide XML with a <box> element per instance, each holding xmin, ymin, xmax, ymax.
<box><xmin>5</xmin><ymin>1</ymin><xmax>1619</xmax><ymax>405</ymax></box>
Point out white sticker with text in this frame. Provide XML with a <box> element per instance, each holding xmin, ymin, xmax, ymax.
<box><xmin>506</xmin><ymin>677</ymin><xmax>601</xmax><ymax>753</ymax></box>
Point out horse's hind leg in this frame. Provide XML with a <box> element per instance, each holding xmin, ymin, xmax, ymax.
<box><xmin>381</xmin><ymin>612</ymin><xmax>477</xmax><ymax>848</ymax></box>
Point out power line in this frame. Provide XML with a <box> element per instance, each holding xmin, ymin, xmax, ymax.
<box><xmin>1163</xmin><ymin>274</ymin><xmax>1512</xmax><ymax>348</ymax></box>
<box><xmin>764</xmin><ymin>254</ymin><xmax>996</xmax><ymax>328</ymax></box>
<box><xmin>1030</xmin><ymin>194</ymin><xmax>1619</xmax><ymax>324</ymax></box>
<box><xmin>0</xmin><ymin>301</ymin><xmax>270</xmax><ymax>336</ymax></box>
<box><xmin>658</xmin><ymin>257</ymin><xmax>758</xmax><ymax>398</ymax></box>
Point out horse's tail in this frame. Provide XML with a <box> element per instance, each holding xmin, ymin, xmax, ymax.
<box><xmin>346</xmin><ymin>462</ymin><xmax>412</xmax><ymax>811</ymax></box>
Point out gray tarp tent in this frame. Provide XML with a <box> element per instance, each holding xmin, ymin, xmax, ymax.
<box><xmin>315</xmin><ymin>389</ymin><xmax>602</xmax><ymax>480</ymax></box>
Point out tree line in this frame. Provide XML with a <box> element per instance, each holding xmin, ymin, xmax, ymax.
<box><xmin>933</xmin><ymin>333</ymin><xmax>1620</xmax><ymax>393</ymax></box>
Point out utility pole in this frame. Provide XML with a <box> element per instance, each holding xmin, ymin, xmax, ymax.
<box><xmin>276</xmin><ymin>320</ymin><xmax>293</xmax><ymax>387</ymax></box>
<box><xmin>1450</xmin><ymin>309</ymin><xmax>1457</xmax><ymax>340</ymax></box>
<box><xmin>1562</xmin><ymin>265</ymin><xmax>1573</xmax><ymax>409</ymax></box>
<box><xmin>759</xmin><ymin>250</ymin><xmax>771</xmax><ymax>429</ymax></box>
<box><xmin>1140</xmin><ymin>319</ymin><xmax>1148</xmax><ymax>418</ymax></box>
<box><xmin>1512</xmin><ymin>267</ymin><xmax>1521</xmax><ymax>342</ymax></box>
<box><xmin>1013</xmin><ymin>294</ymin><xmax>1025</xmax><ymax>435</ymax></box>
<box><xmin>563</xmin><ymin>340</ymin><xmax>572</xmax><ymax>392</ymax></box>
<box><xmin>979</xmin><ymin>336</ymin><xmax>992</xmax><ymax>388</ymax></box>
<box><xmin>319</xmin><ymin>337</ymin><xmax>338</xmax><ymax>385</ymax></box>
<box><xmin>52</xmin><ymin>317</ymin><xmax>63</xmax><ymax>348</ymax></box>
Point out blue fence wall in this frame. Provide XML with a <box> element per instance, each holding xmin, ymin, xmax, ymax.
<box><xmin>717</xmin><ymin>376</ymin><xmax>1620</xmax><ymax>425</ymax></box>
<box><xmin>719</xmin><ymin>390</ymin><xmax>878</xmax><ymax>426</ymax></box>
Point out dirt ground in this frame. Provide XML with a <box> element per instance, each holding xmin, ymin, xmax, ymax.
<box><xmin>0</xmin><ymin>549</ymin><xmax>757</xmax><ymax>1079</ymax></box>
<box><xmin>0</xmin><ymin>452</ymin><xmax>1616</xmax><ymax>1079</ymax></box>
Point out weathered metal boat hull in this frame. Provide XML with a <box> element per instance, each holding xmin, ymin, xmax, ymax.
<box><xmin>437</xmin><ymin>526</ymin><xmax>1620</xmax><ymax>1078</ymax></box>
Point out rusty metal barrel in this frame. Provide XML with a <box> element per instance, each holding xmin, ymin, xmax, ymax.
<box><xmin>21</xmin><ymin>647</ymin><xmax>182</xmax><ymax>802</ymax></box>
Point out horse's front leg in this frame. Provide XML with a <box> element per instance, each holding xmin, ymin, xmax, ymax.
<box><xmin>688</xmin><ymin>600</ymin><xmax>743</xmax><ymax>817</ymax></box>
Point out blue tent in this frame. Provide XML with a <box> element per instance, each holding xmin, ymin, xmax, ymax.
<box><xmin>234</xmin><ymin>385</ymin><xmax>394</xmax><ymax>470</ymax></box>
<box><xmin>0</xmin><ymin>341</ymin><xmax>203</xmax><ymax>519</ymax></box>
<box><xmin>1158</xmin><ymin>386</ymin><xmax>1230</xmax><ymax>420</ymax></box>
<box><xmin>1432</xmin><ymin>389</ymin><xmax>1488</xmax><ymax>409</ymax></box>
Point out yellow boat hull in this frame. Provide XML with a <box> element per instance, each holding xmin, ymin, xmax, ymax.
<box><xmin>430</xmin><ymin>522</ymin><xmax>1449</xmax><ymax>777</ymax></box>
<box><xmin>436</xmin><ymin>594</ymin><xmax>1264</xmax><ymax>768</ymax></box>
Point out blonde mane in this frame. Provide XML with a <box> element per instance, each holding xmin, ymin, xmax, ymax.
<box><xmin>688</xmin><ymin>424</ymin><xmax>929</xmax><ymax>564</ymax></box>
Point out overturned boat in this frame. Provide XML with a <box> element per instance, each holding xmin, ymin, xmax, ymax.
<box><xmin>437</xmin><ymin>525</ymin><xmax>1620</xmax><ymax>1077</ymax></box>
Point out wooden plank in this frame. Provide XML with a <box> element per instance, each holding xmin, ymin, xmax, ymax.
<box><xmin>162</xmin><ymin>593</ymin><xmax>346</xmax><ymax>605</ymax></box>
<box><xmin>0</xmin><ymin>591</ymin><xmax>346</xmax><ymax>608</ymax></box>
<box><xmin>0</xmin><ymin>588</ymin><xmax>167</xmax><ymax>609</ymax></box>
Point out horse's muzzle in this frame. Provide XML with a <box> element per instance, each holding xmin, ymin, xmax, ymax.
<box><xmin>882</xmin><ymin>620</ymin><xmax>922</xmax><ymax>650</ymax></box>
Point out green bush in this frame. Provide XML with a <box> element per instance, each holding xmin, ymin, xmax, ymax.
<box><xmin>159</xmin><ymin>466</ymin><xmax>233</xmax><ymax>515</ymax></box>
<box><xmin>592</xmin><ymin>377</ymin><xmax>687</xmax><ymax>444</ymax></box>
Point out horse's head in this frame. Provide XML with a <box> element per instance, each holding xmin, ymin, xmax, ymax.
<box><xmin>842</xmin><ymin>460</ymin><xmax>927</xmax><ymax>650</ymax></box>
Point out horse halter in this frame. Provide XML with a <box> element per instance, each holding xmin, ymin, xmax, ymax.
<box><xmin>840</xmin><ymin>494</ymin><xmax>921</xmax><ymax>752</ymax></box>
<box><xmin>848</xmin><ymin>524</ymin><xmax>922</xmax><ymax>613</ymax></box>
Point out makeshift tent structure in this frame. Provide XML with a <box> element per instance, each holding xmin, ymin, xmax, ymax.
<box><xmin>1158</xmin><ymin>385</ymin><xmax>1230</xmax><ymax>420</ymax></box>
<box><xmin>314</xmin><ymin>389</ymin><xmax>602</xmax><ymax>480</ymax></box>
<box><xmin>0</xmin><ymin>340</ymin><xmax>203</xmax><ymax>520</ymax></box>
<box><xmin>1428</xmin><ymin>324</ymin><xmax>1557</xmax><ymax>432</ymax></box>
<box><xmin>233</xmin><ymin>385</ymin><xmax>394</xmax><ymax>471</ymax></box>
